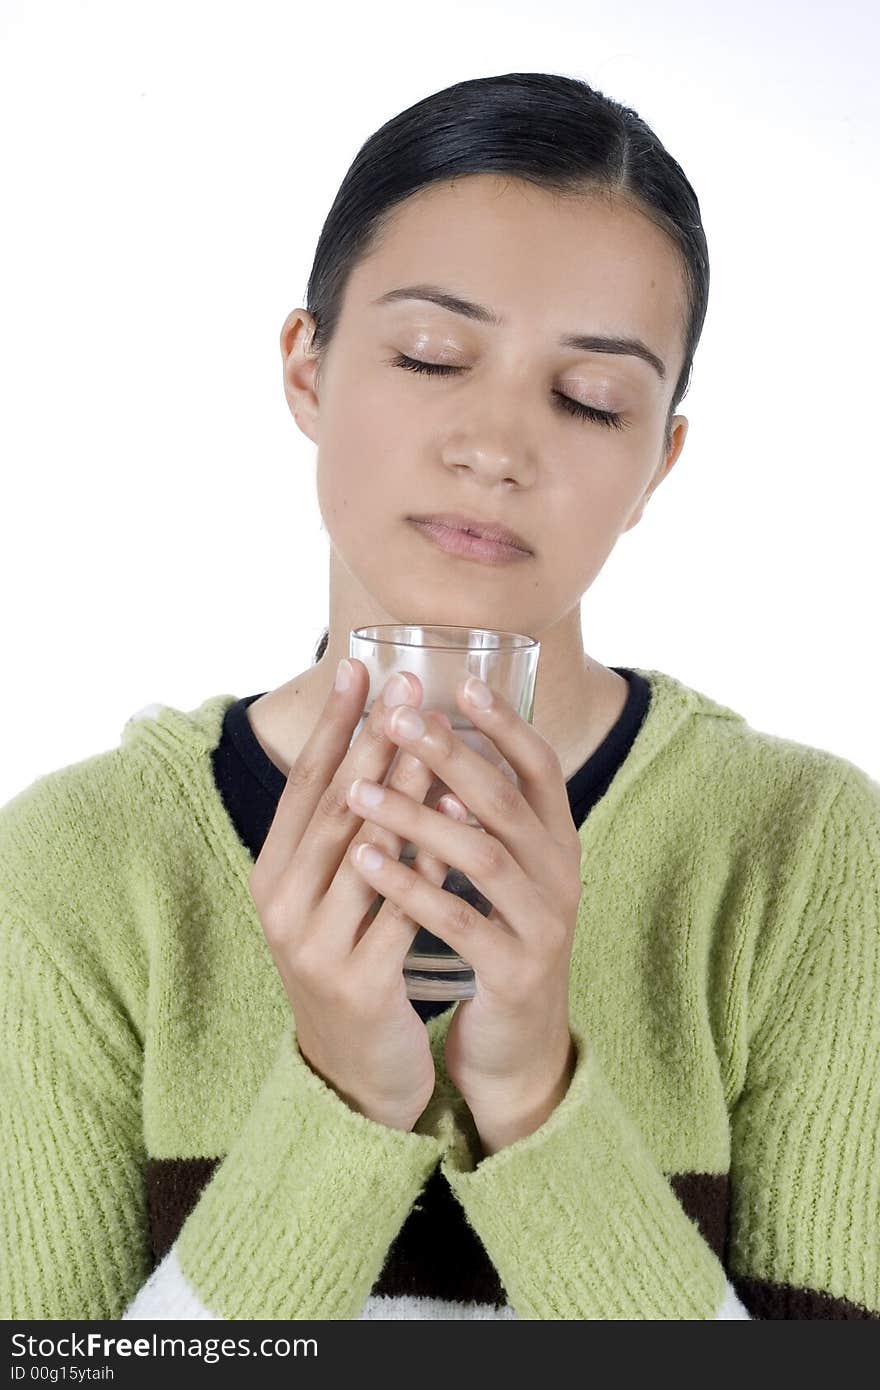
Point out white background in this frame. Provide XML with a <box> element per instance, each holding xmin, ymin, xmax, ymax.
<box><xmin>1</xmin><ymin>0</ymin><xmax>878</xmax><ymax>802</ymax></box>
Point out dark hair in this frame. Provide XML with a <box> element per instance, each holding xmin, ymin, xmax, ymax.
<box><xmin>307</xmin><ymin>71</ymin><xmax>710</xmax><ymax>666</ymax></box>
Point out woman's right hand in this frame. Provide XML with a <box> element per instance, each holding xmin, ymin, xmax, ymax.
<box><xmin>247</xmin><ymin>657</ymin><xmax>462</xmax><ymax>1134</ymax></box>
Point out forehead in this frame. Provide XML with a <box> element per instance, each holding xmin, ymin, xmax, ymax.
<box><xmin>349</xmin><ymin>173</ymin><xmax>686</xmax><ymax>363</ymax></box>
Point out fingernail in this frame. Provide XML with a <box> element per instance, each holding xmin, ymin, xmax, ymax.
<box><xmin>350</xmin><ymin>777</ymin><xmax>384</xmax><ymax>807</ymax></box>
<box><xmin>464</xmin><ymin>676</ymin><xmax>492</xmax><ymax>709</ymax></box>
<box><xmin>356</xmin><ymin>843</ymin><xmax>384</xmax><ymax>872</ymax></box>
<box><xmin>383</xmin><ymin>673</ymin><xmax>413</xmax><ymax>707</ymax></box>
<box><xmin>438</xmin><ymin>794</ymin><xmax>467</xmax><ymax>821</ymax></box>
<box><xmin>390</xmin><ymin>706</ymin><xmax>425</xmax><ymax>739</ymax></box>
<box><xmin>335</xmin><ymin>658</ymin><xmax>353</xmax><ymax>692</ymax></box>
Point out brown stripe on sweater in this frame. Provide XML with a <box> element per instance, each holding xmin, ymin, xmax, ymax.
<box><xmin>374</xmin><ymin>1167</ymin><xmax>506</xmax><ymax>1305</ymax></box>
<box><xmin>668</xmin><ymin>1172</ymin><xmax>730</xmax><ymax>1262</ymax></box>
<box><xmin>145</xmin><ymin>1159</ymin><xmax>878</xmax><ymax>1318</ymax></box>
<box><xmin>730</xmin><ymin>1275</ymin><xmax>880</xmax><ymax>1319</ymax></box>
<box><xmin>146</xmin><ymin>1156</ymin><xmax>220</xmax><ymax>1267</ymax></box>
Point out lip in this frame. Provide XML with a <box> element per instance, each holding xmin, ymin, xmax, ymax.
<box><xmin>408</xmin><ymin>512</ymin><xmax>532</xmax><ymax>554</ymax></box>
<box><xmin>408</xmin><ymin>518</ymin><xmax>533</xmax><ymax>566</ymax></box>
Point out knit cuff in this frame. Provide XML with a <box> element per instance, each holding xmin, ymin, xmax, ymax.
<box><xmin>440</xmin><ymin>1026</ymin><xmax>736</xmax><ymax>1319</ymax></box>
<box><xmin>154</xmin><ymin>1024</ymin><xmax>443</xmax><ymax>1319</ymax></box>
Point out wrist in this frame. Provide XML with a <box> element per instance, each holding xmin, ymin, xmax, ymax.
<box><xmin>469</xmin><ymin>1039</ymin><xmax>577</xmax><ymax>1158</ymax></box>
<box><xmin>351</xmin><ymin>1096</ymin><xmax>423</xmax><ymax>1133</ymax></box>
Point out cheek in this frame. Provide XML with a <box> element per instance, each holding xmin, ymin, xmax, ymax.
<box><xmin>566</xmin><ymin>443</ymin><xmax>650</xmax><ymax>528</ymax></box>
<box><xmin>322</xmin><ymin>353</ymin><xmax>439</xmax><ymax>473</ymax></box>
<box><xmin>315</xmin><ymin>448</ymin><xmax>375</xmax><ymax>541</ymax></box>
<box><xmin>541</xmin><ymin>468</ymin><xmax>641</xmax><ymax>590</ymax></box>
<box><xmin>314</xmin><ymin>381</ymin><xmax>409</xmax><ymax>535</ymax></box>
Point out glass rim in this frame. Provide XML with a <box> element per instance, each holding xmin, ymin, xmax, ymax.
<box><xmin>350</xmin><ymin>623</ymin><xmax>538</xmax><ymax>652</ymax></box>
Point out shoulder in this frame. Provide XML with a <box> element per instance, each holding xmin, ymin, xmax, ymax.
<box><xmin>0</xmin><ymin>690</ymin><xmax>239</xmax><ymax>866</ymax></box>
<box><xmin>639</xmin><ymin>674</ymin><xmax>880</xmax><ymax>1060</ymax></box>
<box><xmin>0</xmin><ymin>692</ymin><xmax>238</xmax><ymax>1007</ymax></box>
<box><xmin>641</xmin><ymin>666</ymin><xmax>876</xmax><ymax>837</ymax></box>
<box><xmin>651</xmin><ymin>670</ymin><xmax>880</xmax><ymax>981</ymax></box>
<box><xmin>0</xmin><ymin>736</ymin><xmax>146</xmax><ymax>1034</ymax></box>
<box><xmin>0</xmin><ymin>741</ymin><xmax>133</xmax><ymax>918</ymax></box>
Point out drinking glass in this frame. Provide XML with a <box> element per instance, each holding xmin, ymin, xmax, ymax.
<box><xmin>349</xmin><ymin>624</ymin><xmax>540</xmax><ymax>1001</ymax></box>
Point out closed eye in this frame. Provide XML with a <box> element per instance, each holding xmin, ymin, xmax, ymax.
<box><xmin>389</xmin><ymin>353</ymin><xmax>627</xmax><ymax>431</ymax></box>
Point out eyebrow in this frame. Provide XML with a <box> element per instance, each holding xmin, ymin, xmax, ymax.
<box><xmin>372</xmin><ymin>282</ymin><xmax>667</xmax><ymax>381</ymax></box>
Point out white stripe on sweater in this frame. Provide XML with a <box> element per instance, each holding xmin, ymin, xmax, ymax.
<box><xmin>121</xmin><ymin>1245</ymin><xmax>518</xmax><ymax>1320</ymax></box>
<box><xmin>122</xmin><ymin>1246</ymin><xmax>219</xmax><ymax>1319</ymax></box>
<box><xmin>359</xmin><ymin>1294</ymin><xmax>518</xmax><ymax>1319</ymax></box>
<box><xmin>716</xmin><ymin>1281</ymin><xmax>752</xmax><ymax>1318</ymax></box>
<box><xmin>122</xmin><ymin>1244</ymin><xmax>752</xmax><ymax>1320</ymax></box>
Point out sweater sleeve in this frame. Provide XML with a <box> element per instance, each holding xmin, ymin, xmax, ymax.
<box><xmin>724</xmin><ymin>762</ymin><xmax>880</xmax><ymax>1317</ymax></box>
<box><xmin>0</xmin><ymin>907</ymin><xmax>445</xmax><ymax>1320</ymax></box>
<box><xmin>441</xmin><ymin>1024</ymin><xmax>751</xmax><ymax>1319</ymax></box>
<box><xmin>438</xmin><ymin>762</ymin><xmax>880</xmax><ymax>1320</ymax></box>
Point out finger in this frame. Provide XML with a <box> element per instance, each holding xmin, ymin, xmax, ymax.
<box><xmin>324</xmin><ymin>710</ymin><xmax>453</xmax><ymax>958</ymax></box>
<box><xmin>379</xmin><ymin>692</ymin><xmax>559</xmax><ymax>893</ymax></box>
<box><xmin>249</xmin><ymin>657</ymin><xmax>371</xmax><ymax>890</ymax></box>
<box><xmin>419</xmin><ymin>791</ymin><xmax>479</xmax><ymax>893</ymax></box>
<box><xmin>408</xmin><ymin>713</ymin><xmax>458</xmax><ymax>882</ymax></box>
<box><xmin>346</xmin><ymin>776</ymin><xmax>537</xmax><ymax>943</ymax></box>
<box><xmin>347</xmin><ymin>713</ymin><xmax>459</xmax><ymax>963</ymax></box>
<box><xmin>270</xmin><ymin>663</ymin><xmax>425</xmax><ymax>908</ymax></box>
<box><xmin>350</xmin><ymin>836</ymin><xmax>516</xmax><ymax>986</ymax></box>
<box><xmin>454</xmin><ymin>676</ymin><xmax>581</xmax><ymax>861</ymax></box>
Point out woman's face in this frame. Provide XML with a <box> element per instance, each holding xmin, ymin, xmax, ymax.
<box><xmin>284</xmin><ymin>174</ymin><xmax>689</xmax><ymax>638</ymax></box>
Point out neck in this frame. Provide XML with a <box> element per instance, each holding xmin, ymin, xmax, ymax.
<box><xmin>248</xmin><ymin>552</ymin><xmax>630</xmax><ymax>784</ymax></box>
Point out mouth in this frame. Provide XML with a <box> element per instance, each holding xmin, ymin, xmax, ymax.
<box><xmin>407</xmin><ymin>516</ymin><xmax>533</xmax><ymax>566</ymax></box>
<box><xmin>407</xmin><ymin>512</ymin><xmax>532</xmax><ymax>554</ymax></box>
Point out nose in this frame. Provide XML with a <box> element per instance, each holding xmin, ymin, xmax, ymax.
<box><xmin>440</xmin><ymin>409</ymin><xmax>536</xmax><ymax>486</ymax></box>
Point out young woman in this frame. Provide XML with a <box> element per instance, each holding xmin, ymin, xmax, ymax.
<box><xmin>2</xmin><ymin>72</ymin><xmax>878</xmax><ymax>1322</ymax></box>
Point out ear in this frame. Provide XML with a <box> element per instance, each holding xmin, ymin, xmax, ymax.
<box><xmin>280</xmin><ymin>308</ymin><xmax>321</xmax><ymax>444</ymax></box>
<box><xmin>622</xmin><ymin>415</ymin><xmax>689</xmax><ymax>533</ymax></box>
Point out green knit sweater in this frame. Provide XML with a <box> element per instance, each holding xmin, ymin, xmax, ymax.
<box><xmin>1</xmin><ymin>668</ymin><xmax>878</xmax><ymax>1320</ymax></box>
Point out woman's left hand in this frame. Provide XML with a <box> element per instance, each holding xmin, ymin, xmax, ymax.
<box><xmin>346</xmin><ymin>673</ymin><xmax>584</xmax><ymax>1157</ymax></box>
